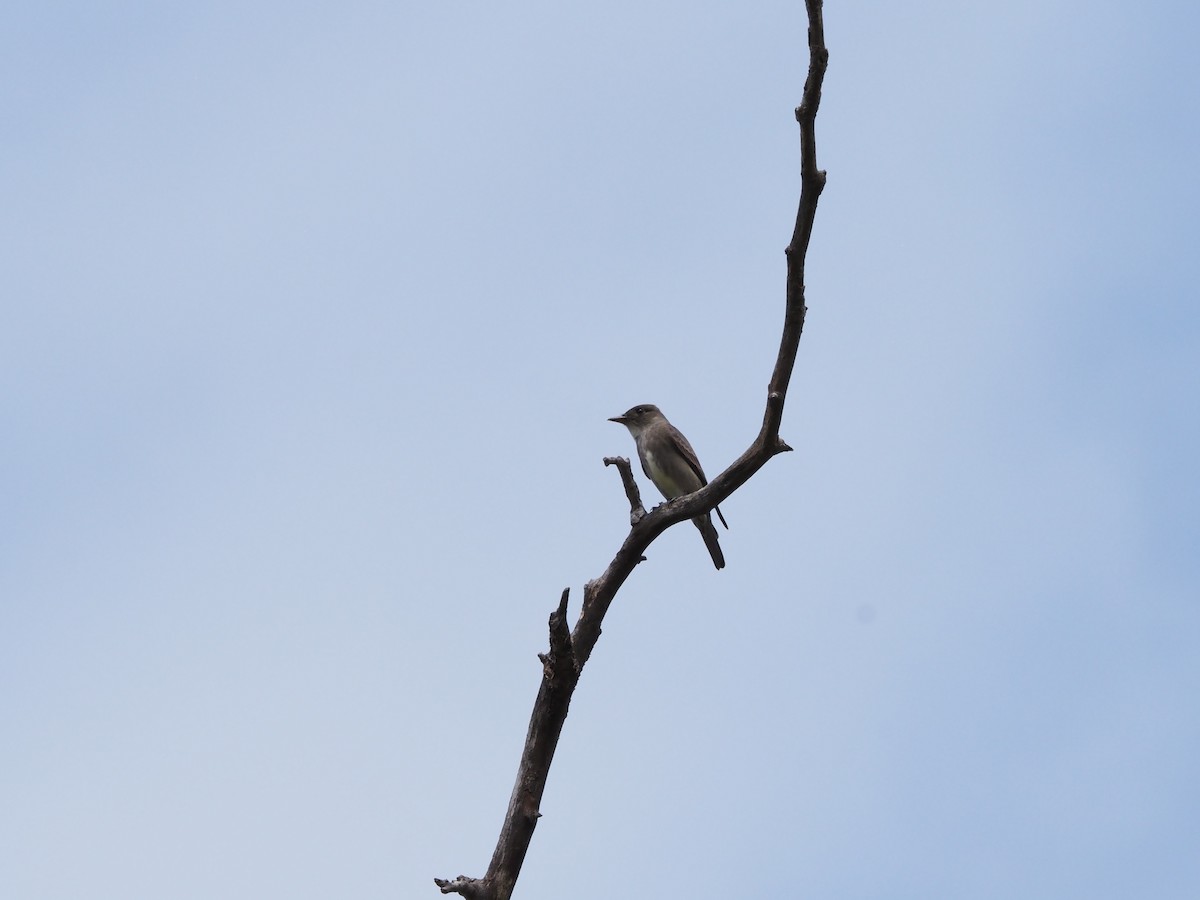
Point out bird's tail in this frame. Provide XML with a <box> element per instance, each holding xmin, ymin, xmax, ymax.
<box><xmin>694</xmin><ymin>514</ymin><xmax>725</xmax><ymax>570</ymax></box>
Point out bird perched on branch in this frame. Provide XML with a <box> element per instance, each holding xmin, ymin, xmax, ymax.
<box><xmin>608</xmin><ymin>404</ymin><xmax>728</xmax><ymax>570</ymax></box>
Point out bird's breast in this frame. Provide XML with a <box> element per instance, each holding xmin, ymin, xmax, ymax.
<box><xmin>641</xmin><ymin>447</ymin><xmax>683</xmax><ymax>499</ymax></box>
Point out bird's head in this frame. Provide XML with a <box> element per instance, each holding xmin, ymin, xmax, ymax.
<box><xmin>608</xmin><ymin>404</ymin><xmax>664</xmax><ymax>435</ymax></box>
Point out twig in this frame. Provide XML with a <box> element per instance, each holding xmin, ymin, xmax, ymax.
<box><xmin>603</xmin><ymin>456</ymin><xmax>646</xmax><ymax>524</ymax></box>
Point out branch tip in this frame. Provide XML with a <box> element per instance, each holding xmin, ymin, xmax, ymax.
<box><xmin>606</xmin><ymin>454</ymin><xmax>646</xmax><ymax>522</ymax></box>
<box><xmin>545</xmin><ymin>588</ymin><xmax>575</xmax><ymax>675</ymax></box>
<box><xmin>433</xmin><ymin>875</ymin><xmax>485</xmax><ymax>898</ymax></box>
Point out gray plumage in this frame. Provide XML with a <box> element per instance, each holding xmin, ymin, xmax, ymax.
<box><xmin>608</xmin><ymin>404</ymin><xmax>727</xmax><ymax>570</ymax></box>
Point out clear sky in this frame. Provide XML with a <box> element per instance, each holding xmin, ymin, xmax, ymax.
<box><xmin>3</xmin><ymin>2</ymin><xmax>1198</xmax><ymax>898</ymax></box>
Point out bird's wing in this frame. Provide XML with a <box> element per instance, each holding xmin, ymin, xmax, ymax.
<box><xmin>667</xmin><ymin>425</ymin><xmax>708</xmax><ymax>485</ymax></box>
<box><xmin>669</xmin><ymin>424</ymin><xmax>729</xmax><ymax>530</ymax></box>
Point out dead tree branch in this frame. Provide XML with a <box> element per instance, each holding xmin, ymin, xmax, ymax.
<box><xmin>436</xmin><ymin>3</ymin><xmax>827</xmax><ymax>896</ymax></box>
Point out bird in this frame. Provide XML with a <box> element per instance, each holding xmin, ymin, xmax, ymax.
<box><xmin>608</xmin><ymin>404</ymin><xmax>728</xmax><ymax>570</ymax></box>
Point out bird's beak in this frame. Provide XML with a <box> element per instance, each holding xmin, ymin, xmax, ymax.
<box><xmin>608</xmin><ymin>415</ymin><xmax>628</xmax><ymax>424</ymax></box>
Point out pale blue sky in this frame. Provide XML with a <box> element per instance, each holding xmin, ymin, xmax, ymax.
<box><xmin>3</xmin><ymin>2</ymin><xmax>1198</xmax><ymax>898</ymax></box>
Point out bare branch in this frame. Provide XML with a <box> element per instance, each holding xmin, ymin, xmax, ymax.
<box><xmin>603</xmin><ymin>455</ymin><xmax>646</xmax><ymax>524</ymax></box>
<box><xmin>765</xmin><ymin>0</ymin><xmax>828</xmax><ymax>443</ymax></box>
<box><xmin>436</xmin><ymin>4</ymin><xmax>828</xmax><ymax>895</ymax></box>
<box><xmin>435</xmin><ymin>592</ymin><xmax>578</xmax><ymax>900</ymax></box>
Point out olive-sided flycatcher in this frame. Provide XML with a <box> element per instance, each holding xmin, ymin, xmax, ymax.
<box><xmin>609</xmin><ymin>404</ymin><xmax>728</xmax><ymax>570</ymax></box>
